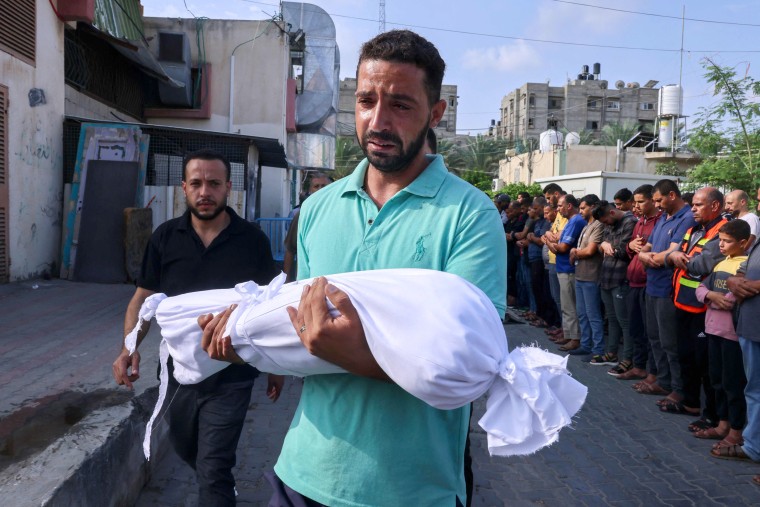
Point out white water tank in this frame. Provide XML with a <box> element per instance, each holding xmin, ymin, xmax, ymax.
<box><xmin>659</xmin><ymin>85</ymin><xmax>683</xmax><ymax>117</ymax></box>
<box><xmin>539</xmin><ymin>130</ymin><xmax>564</xmax><ymax>153</ymax></box>
<box><xmin>565</xmin><ymin>132</ymin><xmax>580</xmax><ymax>147</ymax></box>
<box><xmin>659</xmin><ymin>119</ymin><xmax>673</xmax><ymax>148</ymax></box>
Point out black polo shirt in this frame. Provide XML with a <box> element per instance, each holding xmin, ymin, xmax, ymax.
<box><xmin>139</xmin><ymin>206</ymin><xmax>279</xmax><ymax>383</ymax></box>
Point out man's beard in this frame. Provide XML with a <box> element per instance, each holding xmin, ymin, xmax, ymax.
<box><xmin>187</xmin><ymin>197</ymin><xmax>227</xmax><ymax>221</ymax></box>
<box><xmin>359</xmin><ymin>125</ymin><xmax>428</xmax><ymax>174</ymax></box>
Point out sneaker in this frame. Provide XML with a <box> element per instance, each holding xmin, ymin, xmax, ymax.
<box><xmin>589</xmin><ymin>354</ymin><xmax>618</xmax><ymax>366</ymax></box>
<box><xmin>607</xmin><ymin>361</ymin><xmax>632</xmax><ymax>377</ymax></box>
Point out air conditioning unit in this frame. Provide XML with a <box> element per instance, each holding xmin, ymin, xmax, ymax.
<box><xmin>157</xmin><ymin>32</ymin><xmax>193</xmax><ymax>107</ymax></box>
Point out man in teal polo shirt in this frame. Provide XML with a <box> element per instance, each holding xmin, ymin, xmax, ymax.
<box><xmin>271</xmin><ymin>30</ymin><xmax>506</xmax><ymax>506</ymax></box>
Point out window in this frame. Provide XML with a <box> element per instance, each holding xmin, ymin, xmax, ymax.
<box><xmin>587</xmin><ymin>98</ymin><xmax>600</xmax><ymax>109</ymax></box>
<box><xmin>438</xmin><ymin>120</ymin><xmax>448</xmax><ymax>129</ymax></box>
<box><xmin>0</xmin><ymin>0</ymin><xmax>35</xmax><ymax>65</ymax></box>
<box><xmin>549</xmin><ymin>98</ymin><xmax>563</xmax><ymax>110</ymax></box>
<box><xmin>586</xmin><ymin>121</ymin><xmax>599</xmax><ymax>130</ymax></box>
<box><xmin>528</xmin><ymin>118</ymin><xmax>534</xmax><ymax>128</ymax></box>
<box><xmin>640</xmin><ymin>102</ymin><xmax>655</xmax><ymax>110</ymax></box>
<box><xmin>607</xmin><ymin>101</ymin><xmax>620</xmax><ymax>110</ymax></box>
<box><xmin>529</xmin><ymin>94</ymin><xmax>536</xmax><ymax>106</ymax></box>
<box><xmin>449</xmin><ymin>97</ymin><xmax>456</xmax><ymax>107</ymax></box>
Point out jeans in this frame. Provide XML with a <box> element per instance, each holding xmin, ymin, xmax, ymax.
<box><xmin>548</xmin><ymin>264</ymin><xmax>562</xmax><ymax>326</ymax></box>
<box><xmin>168</xmin><ymin>375</ymin><xmax>255</xmax><ymax>506</ymax></box>
<box><xmin>557</xmin><ymin>272</ymin><xmax>579</xmax><ymax>340</ymax></box>
<box><xmin>576</xmin><ymin>280</ymin><xmax>605</xmax><ymax>355</ymax></box>
<box><xmin>600</xmin><ymin>285</ymin><xmax>630</xmax><ymax>358</ymax></box>
<box><xmin>645</xmin><ymin>295</ymin><xmax>681</xmax><ymax>393</ymax></box>
<box><xmin>740</xmin><ymin>337</ymin><xmax>760</xmax><ymax>462</ymax></box>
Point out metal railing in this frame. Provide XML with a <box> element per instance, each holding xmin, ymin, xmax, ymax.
<box><xmin>256</xmin><ymin>217</ymin><xmax>292</xmax><ymax>263</ymax></box>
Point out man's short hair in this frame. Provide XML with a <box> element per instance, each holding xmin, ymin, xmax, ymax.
<box><xmin>654</xmin><ymin>179</ymin><xmax>681</xmax><ymax>198</ymax></box>
<box><xmin>702</xmin><ymin>187</ymin><xmax>724</xmax><ymax>208</ymax></box>
<box><xmin>592</xmin><ymin>200</ymin><xmax>615</xmax><ymax>220</ymax></box>
<box><xmin>580</xmin><ymin>194</ymin><xmax>600</xmax><ymax>207</ymax></box>
<box><xmin>495</xmin><ymin>193</ymin><xmax>510</xmax><ymax>204</ymax></box>
<box><xmin>633</xmin><ymin>184</ymin><xmax>654</xmax><ymax>199</ymax></box>
<box><xmin>358</xmin><ymin>30</ymin><xmax>445</xmax><ymax>106</ymax></box>
<box><xmin>614</xmin><ymin>188</ymin><xmax>633</xmax><ymax>202</ymax></box>
<box><xmin>532</xmin><ymin>196</ymin><xmax>547</xmax><ymax>208</ymax></box>
<box><xmin>543</xmin><ymin>183</ymin><xmax>563</xmax><ymax>195</ymax></box>
<box><xmin>563</xmin><ymin>194</ymin><xmax>579</xmax><ymax>208</ymax></box>
<box><xmin>682</xmin><ymin>192</ymin><xmax>694</xmax><ymax>206</ymax></box>
<box><xmin>518</xmin><ymin>191</ymin><xmax>532</xmax><ymax>201</ymax></box>
<box><xmin>719</xmin><ymin>219</ymin><xmax>751</xmax><ymax>242</ymax></box>
<box><xmin>182</xmin><ymin>149</ymin><xmax>231</xmax><ymax>181</ymax></box>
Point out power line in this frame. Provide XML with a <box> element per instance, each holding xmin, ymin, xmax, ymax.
<box><xmin>548</xmin><ymin>0</ymin><xmax>760</xmax><ymax>28</ymax></box>
<box><xmin>233</xmin><ymin>0</ymin><xmax>760</xmax><ymax>53</ymax></box>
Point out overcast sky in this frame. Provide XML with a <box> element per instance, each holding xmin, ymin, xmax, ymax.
<box><xmin>141</xmin><ymin>0</ymin><xmax>760</xmax><ymax>135</ymax></box>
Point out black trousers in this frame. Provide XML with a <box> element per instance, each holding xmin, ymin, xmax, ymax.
<box><xmin>628</xmin><ymin>286</ymin><xmax>653</xmax><ymax>372</ymax></box>
<box><xmin>676</xmin><ymin>309</ymin><xmax>716</xmax><ymax>419</ymax></box>
<box><xmin>167</xmin><ymin>373</ymin><xmax>255</xmax><ymax>507</ymax></box>
<box><xmin>707</xmin><ymin>333</ymin><xmax>748</xmax><ymax>429</ymax></box>
<box><xmin>530</xmin><ymin>259</ymin><xmax>560</xmax><ymax>327</ymax></box>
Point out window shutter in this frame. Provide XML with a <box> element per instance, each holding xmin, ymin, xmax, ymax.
<box><xmin>0</xmin><ymin>0</ymin><xmax>36</xmax><ymax>65</ymax></box>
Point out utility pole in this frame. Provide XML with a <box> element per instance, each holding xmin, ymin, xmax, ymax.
<box><xmin>379</xmin><ymin>0</ymin><xmax>386</xmax><ymax>33</ymax></box>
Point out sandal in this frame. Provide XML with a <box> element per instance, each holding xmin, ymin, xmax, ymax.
<box><xmin>616</xmin><ymin>369</ymin><xmax>647</xmax><ymax>381</ymax></box>
<box><xmin>694</xmin><ymin>427</ymin><xmax>728</xmax><ymax>440</ymax></box>
<box><xmin>713</xmin><ymin>437</ymin><xmax>744</xmax><ymax>450</ymax></box>
<box><xmin>607</xmin><ymin>361</ymin><xmax>632</xmax><ymax>377</ymax></box>
<box><xmin>688</xmin><ymin>417</ymin><xmax>717</xmax><ymax>433</ymax></box>
<box><xmin>634</xmin><ymin>382</ymin><xmax>670</xmax><ymax>396</ymax></box>
<box><xmin>659</xmin><ymin>400</ymin><xmax>700</xmax><ymax>415</ymax></box>
<box><xmin>710</xmin><ymin>444</ymin><xmax>753</xmax><ymax>461</ymax></box>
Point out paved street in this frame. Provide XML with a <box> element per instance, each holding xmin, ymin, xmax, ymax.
<box><xmin>136</xmin><ymin>316</ymin><xmax>760</xmax><ymax>506</ymax></box>
<box><xmin>2</xmin><ymin>279</ymin><xmax>760</xmax><ymax>506</ymax></box>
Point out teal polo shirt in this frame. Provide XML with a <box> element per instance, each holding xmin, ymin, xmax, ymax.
<box><xmin>274</xmin><ymin>154</ymin><xmax>507</xmax><ymax>507</ymax></box>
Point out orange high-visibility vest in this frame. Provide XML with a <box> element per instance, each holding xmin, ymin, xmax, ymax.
<box><xmin>672</xmin><ymin>218</ymin><xmax>728</xmax><ymax>313</ymax></box>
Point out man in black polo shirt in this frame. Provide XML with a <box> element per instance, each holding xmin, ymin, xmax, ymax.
<box><xmin>112</xmin><ymin>149</ymin><xmax>282</xmax><ymax>505</ymax></box>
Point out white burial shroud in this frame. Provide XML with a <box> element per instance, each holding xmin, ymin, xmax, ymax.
<box><xmin>126</xmin><ymin>269</ymin><xmax>587</xmax><ymax>459</ymax></box>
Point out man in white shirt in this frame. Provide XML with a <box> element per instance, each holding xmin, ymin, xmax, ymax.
<box><xmin>725</xmin><ymin>190</ymin><xmax>759</xmax><ymax>248</ymax></box>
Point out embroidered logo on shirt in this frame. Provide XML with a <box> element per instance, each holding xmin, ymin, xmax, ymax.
<box><xmin>414</xmin><ymin>233</ymin><xmax>431</xmax><ymax>262</ymax></box>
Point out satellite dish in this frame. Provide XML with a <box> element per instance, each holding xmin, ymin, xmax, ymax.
<box><xmin>615</xmin><ymin>80</ymin><xmax>625</xmax><ymax>90</ymax></box>
<box><xmin>599</xmin><ymin>80</ymin><xmax>608</xmax><ymax>89</ymax></box>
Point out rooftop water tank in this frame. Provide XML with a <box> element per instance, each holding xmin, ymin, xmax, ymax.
<box><xmin>565</xmin><ymin>132</ymin><xmax>581</xmax><ymax>147</ymax></box>
<box><xmin>659</xmin><ymin>84</ymin><xmax>683</xmax><ymax>117</ymax></box>
<box><xmin>539</xmin><ymin>130</ymin><xmax>564</xmax><ymax>153</ymax></box>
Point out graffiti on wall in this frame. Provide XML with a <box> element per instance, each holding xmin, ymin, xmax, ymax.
<box><xmin>14</xmin><ymin>118</ymin><xmax>58</xmax><ymax>168</ymax></box>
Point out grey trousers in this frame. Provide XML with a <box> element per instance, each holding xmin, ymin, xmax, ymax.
<box><xmin>557</xmin><ymin>272</ymin><xmax>580</xmax><ymax>340</ymax></box>
<box><xmin>601</xmin><ymin>285</ymin><xmax>631</xmax><ymax>358</ymax></box>
<box><xmin>645</xmin><ymin>294</ymin><xmax>682</xmax><ymax>394</ymax></box>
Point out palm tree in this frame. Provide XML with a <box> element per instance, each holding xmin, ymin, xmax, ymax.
<box><xmin>598</xmin><ymin>120</ymin><xmax>648</xmax><ymax>146</ymax></box>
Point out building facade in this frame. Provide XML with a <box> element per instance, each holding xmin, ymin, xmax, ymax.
<box><xmin>497</xmin><ymin>71</ymin><xmax>659</xmax><ymax>142</ymax></box>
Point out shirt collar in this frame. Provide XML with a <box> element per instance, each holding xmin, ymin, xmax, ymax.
<box><xmin>341</xmin><ymin>154</ymin><xmax>448</xmax><ymax>199</ymax></box>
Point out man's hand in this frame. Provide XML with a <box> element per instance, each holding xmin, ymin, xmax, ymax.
<box><xmin>638</xmin><ymin>251</ymin><xmax>655</xmax><ymax>268</ymax></box>
<box><xmin>569</xmin><ymin>248</ymin><xmax>578</xmax><ymax>264</ymax></box>
<box><xmin>669</xmin><ymin>251</ymin><xmax>690</xmax><ymax>270</ymax></box>
<box><xmin>629</xmin><ymin>236</ymin><xmax>645</xmax><ymax>254</ymax></box>
<box><xmin>199</xmin><ymin>307</ymin><xmax>246</xmax><ymax>365</ymax></box>
<box><xmin>267</xmin><ymin>374</ymin><xmax>285</xmax><ymax>402</ymax></box>
<box><xmin>728</xmin><ymin>275</ymin><xmax>760</xmax><ymax>299</ymax></box>
<box><xmin>287</xmin><ymin>277</ymin><xmax>389</xmax><ymax>380</ymax></box>
<box><xmin>600</xmin><ymin>241</ymin><xmax>615</xmax><ymax>257</ymax></box>
<box><xmin>112</xmin><ymin>349</ymin><xmax>141</xmax><ymax>389</ymax></box>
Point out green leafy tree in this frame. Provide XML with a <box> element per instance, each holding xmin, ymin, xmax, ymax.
<box><xmin>687</xmin><ymin>58</ymin><xmax>760</xmax><ymax>191</ymax></box>
<box><xmin>333</xmin><ymin>136</ymin><xmax>364</xmax><ymax>179</ymax></box>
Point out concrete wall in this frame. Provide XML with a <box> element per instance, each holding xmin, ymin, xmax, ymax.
<box><xmin>535</xmin><ymin>171</ymin><xmax>666</xmax><ymax>202</ymax></box>
<box><xmin>498</xmin><ymin>144</ymin><xmax>699</xmax><ymax>186</ymax></box>
<box><xmin>1</xmin><ymin>0</ymin><xmax>65</xmax><ymax>281</ymax></box>
<box><xmin>142</xmin><ymin>17</ymin><xmax>292</xmax><ymax>218</ymax></box>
